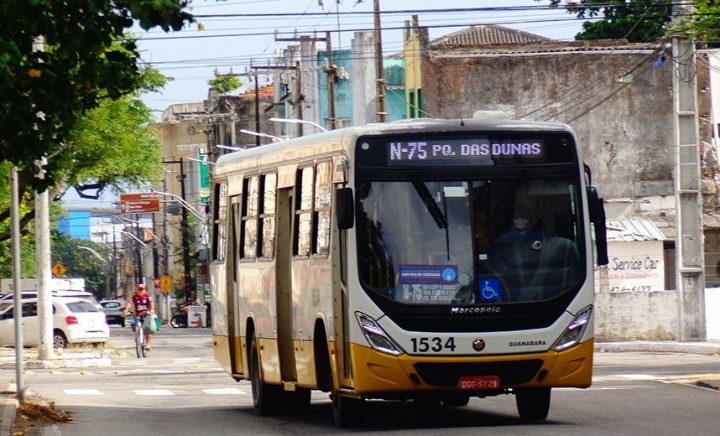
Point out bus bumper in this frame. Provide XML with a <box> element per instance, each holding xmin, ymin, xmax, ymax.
<box><xmin>348</xmin><ymin>339</ymin><xmax>593</xmax><ymax>396</ymax></box>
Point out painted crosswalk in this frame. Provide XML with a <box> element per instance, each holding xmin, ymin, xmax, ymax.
<box><xmin>63</xmin><ymin>387</ymin><xmax>248</xmax><ymax>397</ymax></box>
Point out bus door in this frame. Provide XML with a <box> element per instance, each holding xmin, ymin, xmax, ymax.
<box><xmin>228</xmin><ymin>195</ymin><xmax>244</xmax><ymax>376</ymax></box>
<box><xmin>275</xmin><ymin>186</ymin><xmax>297</xmax><ymax>383</ymax></box>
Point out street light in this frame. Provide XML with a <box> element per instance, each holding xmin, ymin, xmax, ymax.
<box><xmin>120</xmin><ymin>230</ymin><xmax>147</xmax><ymax>247</ymax></box>
<box><xmin>216</xmin><ymin>144</ymin><xmax>243</xmax><ymax>151</ymax></box>
<box><xmin>77</xmin><ymin>246</ymin><xmax>107</xmax><ymax>264</ymax></box>
<box><xmin>238</xmin><ymin>128</ymin><xmax>283</xmax><ymax>143</ymax></box>
<box><xmin>269</xmin><ymin>117</ymin><xmax>328</xmax><ymax>132</ymax></box>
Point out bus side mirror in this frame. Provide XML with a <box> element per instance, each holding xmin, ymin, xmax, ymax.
<box><xmin>336</xmin><ymin>187</ymin><xmax>354</xmax><ymax>230</ymax></box>
<box><xmin>588</xmin><ymin>187</ymin><xmax>608</xmax><ymax>266</ymax></box>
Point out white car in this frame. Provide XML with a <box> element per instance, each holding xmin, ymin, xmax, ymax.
<box><xmin>0</xmin><ymin>297</ymin><xmax>109</xmax><ymax>348</ymax></box>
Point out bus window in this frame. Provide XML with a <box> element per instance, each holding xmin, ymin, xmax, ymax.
<box><xmin>260</xmin><ymin>173</ymin><xmax>277</xmax><ymax>259</ymax></box>
<box><xmin>314</xmin><ymin>161</ymin><xmax>332</xmax><ymax>255</ymax></box>
<box><xmin>294</xmin><ymin>167</ymin><xmax>314</xmax><ymax>257</ymax></box>
<box><xmin>241</xmin><ymin>176</ymin><xmax>259</xmax><ymax>259</ymax></box>
<box><xmin>211</xmin><ymin>181</ymin><xmax>228</xmax><ymax>262</ymax></box>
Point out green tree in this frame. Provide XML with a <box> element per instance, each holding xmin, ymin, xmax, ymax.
<box><xmin>545</xmin><ymin>0</ymin><xmax>672</xmax><ymax>42</ymax></box>
<box><xmin>670</xmin><ymin>1</ymin><xmax>720</xmax><ymax>43</ymax></box>
<box><xmin>0</xmin><ymin>71</ymin><xmax>166</xmax><ymax>276</ymax></box>
<box><xmin>51</xmin><ymin>232</ymin><xmax>109</xmax><ymax>299</ymax></box>
<box><xmin>0</xmin><ymin>0</ymin><xmax>193</xmax><ymax>192</ymax></box>
<box><xmin>208</xmin><ymin>73</ymin><xmax>242</xmax><ymax>94</ymax></box>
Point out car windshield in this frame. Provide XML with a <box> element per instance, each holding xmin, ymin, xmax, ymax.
<box><xmin>355</xmin><ymin>178</ymin><xmax>585</xmax><ymax>305</ymax></box>
<box><xmin>66</xmin><ymin>301</ymin><xmax>102</xmax><ymax>313</ymax></box>
<box><xmin>101</xmin><ymin>301</ymin><xmax>121</xmax><ymax>309</ymax></box>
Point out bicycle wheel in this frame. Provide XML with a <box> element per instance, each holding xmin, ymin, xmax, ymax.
<box><xmin>135</xmin><ymin>324</ymin><xmax>146</xmax><ymax>358</ymax></box>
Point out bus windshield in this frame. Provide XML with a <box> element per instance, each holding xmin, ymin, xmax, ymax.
<box><xmin>355</xmin><ymin>178</ymin><xmax>585</xmax><ymax>305</ymax></box>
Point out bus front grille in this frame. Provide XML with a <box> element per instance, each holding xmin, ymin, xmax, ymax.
<box><xmin>413</xmin><ymin>360</ymin><xmax>544</xmax><ymax>387</ymax></box>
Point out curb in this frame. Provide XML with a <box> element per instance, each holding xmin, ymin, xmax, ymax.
<box><xmin>595</xmin><ymin>341</ymin><xmax>720</xmax><ymax>356</ymax></box>
<box><xmin>0</xmin><ymin>382</ymin><xmax>16</xmax><ymax>436</ymax></box>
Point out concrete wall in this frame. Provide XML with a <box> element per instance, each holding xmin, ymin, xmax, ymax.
<box><xmin>422</xmin><ymin>47</ymin><xmax>714</xmax><ymax>202</ymax></box>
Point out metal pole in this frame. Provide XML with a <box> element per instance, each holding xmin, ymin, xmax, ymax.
<box><xmin>255</xmin><ymin>73</ymin><xmax>260</xmax><ymax>147</ymax></box>
<box><xmin>373</xmin><ymin>0</ymin><xmax>386</xmax><ymax>122</ymax></box>
<box><xmin>295</xmin><ymin>61</ymin><xmax>303</xmax><ymax>136</ymax></box>
<box><xmin>10</xmin><ymin>167</ymin><xmax>24</xmax><ymax>403</ymax></box>
<box><xmin>326</xmin><ymin>31</ymin><xmax>337</xmax><ymax>130</ymax></box>
<box><xmin>179</xmin><ymin>158</ymin><xmax>193</xmax><ymax>304</ymax></box>
<box><xmin>135</xmin><ymin>214</ymin><xmax>142</xmax><ymax>284</ymax></box>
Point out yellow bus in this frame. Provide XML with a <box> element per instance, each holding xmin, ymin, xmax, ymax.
<box><xmin>209</xmin><ymin>117</ymin><xmax>608</xmax><ymax>426</ymax></box>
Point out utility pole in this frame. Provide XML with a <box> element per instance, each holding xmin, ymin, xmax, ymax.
<box><xmin>295</xmin><ymin>61</ymin><xmax>304</xmax><ymax>135</ymax></box>
<box><xmin>35</xmin><ymin>158</ymin><xmax>53</xmax><ymax>360</ymax></box>
<box><xmin>373</xmin><ymin>0</ymin><xmax>386</xmax><ymax>122</ymax></box>
<box><xmin>163</xmin><ymin>159</ymin><xmax>193</xmax><ymax>304</ymax></box>
<box><xmin>10</xmin><ymin>166</ymin><xmax>24</xmax><ymax>403</ymax></box>
<box><xmin>673</xmin><ymin>26</ymin><xmax>706</xmax><ymax>340</ymax></box>
<box><xmin>326</xmin><ymin>31</ymin><xmax>337</xmax><ymax>130</ymax></box>
<box><xmin>134</xmin><ymin>214</ymin><xmax>143</xmax><ymax>283</ymax></box>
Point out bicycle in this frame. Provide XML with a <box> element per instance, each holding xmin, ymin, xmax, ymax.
<box><xmin>131</xmin><ymin>313</ymin><xmax>147</xmax><ymax>358</ymax></box>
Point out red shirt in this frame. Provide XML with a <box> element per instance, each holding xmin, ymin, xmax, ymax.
<box><xmin>131</xmin><ymin>291</ymin><xmax>153</xmax><ymax>316</ymax></box>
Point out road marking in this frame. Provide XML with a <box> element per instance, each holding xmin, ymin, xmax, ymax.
<box><xmin>203</xmin><ymin>388</ymin><xmax>247</xmax><ymax>395</ymax></box>
<box><xmin>174</xmin><ymin>358</ymin><xmax>201</xmax><ymax>363</ymax></box>
<box><xmin>134</xmin><ymin>389</ymin><xmax>175</xmax><ymax>396</ymax></box>
<box><xmin>64</xmin><ymin>389</ymin><xmax>103</xmax><ymax>395</ymax></box>
<box><xmin>592</xmin><ymin>374</ymin><xmax>659</xmax><ymax>382</ymax></box>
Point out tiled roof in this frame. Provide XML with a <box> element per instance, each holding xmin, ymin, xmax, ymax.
<box><xmin>235</xmin><ymin>84</ymin><xmax>275</xmax><ymax>99</ymax></box>
<box><xmin>606</xmin><ymin>220</ymin><xmax>666</xmax><ymax>242</ymax></box>
<box><xmin>633</xmin><ymin>213</ymin><xmax>720</xmax><ymax>240</ymax></box>
<box><xmin>429</xmin><ymin>24</ymin><xmax>552</xmax><ymax>48</ymax></box>
<box><xmin>160</xmin><ymin>102</ymin><xmax>206</xmax><ymax>121</ymax></box>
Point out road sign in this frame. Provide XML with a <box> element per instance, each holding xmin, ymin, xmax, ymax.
<box><xmin>51</xmin><ymin>262</ymin><xmax>66</xmax><ymax>278</ymax></box>
<box><xmin>119</xmin><ymin>193</ymin><xmax>160</xmax><ymax>213</ymax></box>
<box><xmin>160</xmin><ymin>275</ymin><xmax>172</xmax><ymax>293</ymax></box>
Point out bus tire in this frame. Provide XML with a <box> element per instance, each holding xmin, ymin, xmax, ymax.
<box><xmin>283</xmin><ymin>387</ymin><xmax>311</xmax><ymax>414</ymax></box>
<box><xmin>332</xmin><ymin>392</ymin><xmax>364</xmax><ymax>427</ymax></box>
<box><xmin>515</xmin><ymin>387</ymin><xmax>551</xmax><ymax>420</ymax></box>
<box><xmin>249</xmin><ymin>335</ymin><xmax>282</xmax><ymax>415</ymax></box>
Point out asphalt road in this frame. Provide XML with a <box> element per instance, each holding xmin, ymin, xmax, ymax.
<box><xmin>10</xmin><ymin>326</ymin><xmax>720</xmax><ymax>435</ymax></box>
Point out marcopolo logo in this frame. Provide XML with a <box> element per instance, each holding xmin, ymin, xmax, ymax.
<box><xmin>450</xmin><ymin>306</ymin><xmax>501</xmax><ymax>315</ymax></box>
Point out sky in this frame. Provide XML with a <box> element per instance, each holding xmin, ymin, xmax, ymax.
<box><xmin>63</xmin><ymin>0</ymin><xmax>587</xmax><ymax>209</ymax></box>
<box><xmin>137</xmin><ymin>0</ymin><xmax>587</xmax><ymax>115</ymax></box>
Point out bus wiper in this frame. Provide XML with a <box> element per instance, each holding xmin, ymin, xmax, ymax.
<box><xmin>411</xmin><ymin>179</ymin><xmax>448</xmax><ymax>229</ymax></box>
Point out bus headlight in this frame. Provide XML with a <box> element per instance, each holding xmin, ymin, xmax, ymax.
<box><xmin>551</xmin><ymin>305</ymin><xmax>592</xmax><ymax>352</ymax></box>
<box><xmin>355</xmin><ymin>312</ymin><xmax>405</xmax><ymax>356</ymax></box>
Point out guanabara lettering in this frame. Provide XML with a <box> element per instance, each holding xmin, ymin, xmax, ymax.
<box><xmin>508</xmin><ymin>340</ymin><xmax>547</xmax><ymax>347</ymax></box>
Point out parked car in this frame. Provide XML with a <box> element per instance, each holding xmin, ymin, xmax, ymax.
<box><xmin>0</xmin><ymin>297</ymin><xmax>110</xmax><ymax>348</ymax></box>
<box><xmin>99</xmin><ymin>299</ymin><xmax>126</xmax><ymax>327</ymax></box>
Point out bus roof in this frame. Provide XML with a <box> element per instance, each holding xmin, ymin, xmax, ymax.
<box><xmin>213</xmin><ymin>117</ymin><xmax>575</xmax><ymax>176</ymax></box>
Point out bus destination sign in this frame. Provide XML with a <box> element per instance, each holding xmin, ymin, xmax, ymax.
<box><xmin>387</xmin><ymin>138</ymin><xmax>544</xmax><ymax>166</ymax></box>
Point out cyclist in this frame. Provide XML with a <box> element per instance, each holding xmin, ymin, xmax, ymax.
<box><xmin>123</xmin><ymin>283</ymin><xmax>155</xmax><ymax>351</ymax></box>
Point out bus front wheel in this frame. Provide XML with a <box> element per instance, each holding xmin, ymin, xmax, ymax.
<box><xmin>332</xmin><ymin>391</ymin><xmax>365</xmax><ymax>427</ymax></box>
<box><xmin>515</xmin><ymin>387</ymin><xmax>551</xmax><ymax>420</ymax></box>
<box><xmin>249</xmin><ymin>335</ymin><xmax>282</xmax><ymax>415</ymax></box>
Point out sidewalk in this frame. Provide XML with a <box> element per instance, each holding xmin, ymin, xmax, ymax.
<box><xmin>0</xmin><ymin>341</ymin><xmax>718</xmax><ymax>434</ymax></box>
<box><xmin>0</xmin><ymin>347</ymin><xmax>112</xmax><ymax>435</ymax></box>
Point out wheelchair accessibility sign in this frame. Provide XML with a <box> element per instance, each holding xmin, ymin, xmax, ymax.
<box><xmin>479</xmin><ymin>279</ymin><xmax>501</xmax><ymax>302</ymax></box>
